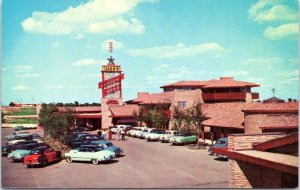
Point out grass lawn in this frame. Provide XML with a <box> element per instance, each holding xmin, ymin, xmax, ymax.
<box><xmin>5</xmin><ymin>107</ymin><xmax>37</xmax><ymax>116</ymax></box>
<box><xmin>6</xmin><ymin>118</ymin><xmax>38</xmax><ymax>124</ymax></box>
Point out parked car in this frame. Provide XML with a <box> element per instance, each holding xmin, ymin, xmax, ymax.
<box><xmin>23</xmin><ymin>147</ymin><xmax>61</xmax><ymax>167</ymax></box>
<box><xmin>6</xmin><ymin>132</ymin><xmax>30</xmax><ymax>140</ymax></box>
<box><xmin>169</xmin><ymin>132</ymin><xmax>197</xmax><ymax>145</ymax></box>
<box><xmin>8</xmin><ymin>143</ymin><xmax>45</xmax><ymax>162</ymax></box>
<box><xmin>65</xmin><ymin>145</ymin><xmax>116</xmax><ymax>165</ymax></box>
<box><xmin>159</xmin><ymin>130</ymin><xmax>178</xmax><ymax>143</ymax></box>
<box><xmin>5</xmin><ymin>133</ymin><xmax>33</xmax><ymax>141</ymax></box>
<box><xmin>90</xmin><ymin>140</ymin><xmax>123</xmax><ymax>157</ymax></box>
<box><xmin>139</xmin><ymin>128</ymin><xmax>159</xmax><ymax>139</ymax></box>
<box><xmin>70</xmin><ymin>134</ymin><xmax>104</xmax><ymax>148</ymax></box>
<box><xmin>14</xmin><ymin>125</ymin><xmax>24</xmax><ymax>131</ymax></box>
<box><xmin>126</xmin><ymin>127</ymin><xmax>138</xmax><ymax>136</ymax></box>
<box><xmin>130</xmin><ymin>127</ymin><xmax>145</xmax><ymax>137</ymax></box>
<box><xmin>111</xmin><ymin>125</ymin><xmax>132</xmax><ymax>134</ymax></box>
<box><xmin>208</xmin><ymin>137</ymin><xmax>228</xmax><ymax>158</ymax></box>
<box><xmin>144</xmin><ymin>130</ymin><xmax>165</xmax><ymax>141</ymax></box>
<box><xmin>2</xmin><ymin>140</ymin><xmax>39</xmax><ymax>156</ymax></box>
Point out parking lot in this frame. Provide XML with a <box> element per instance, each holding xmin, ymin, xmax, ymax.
<box><xmin>1</xmin><ymin>128</ymin><xmax>228</xmax><ymax>188</ymax></box>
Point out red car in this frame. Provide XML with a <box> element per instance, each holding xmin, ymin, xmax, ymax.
<box><xmin>23</xmin><ymin>146</ymin><xmax>61</xmax><ymax>167</ymax></box>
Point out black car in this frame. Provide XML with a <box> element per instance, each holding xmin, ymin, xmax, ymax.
<box><xmin>70</xmin><ymin>134</ymin><xmax>104</xmax><ymax>149</ymax></box>
<box><xmin>2</xmin><ymin>140</ymin><xmax>39</xmax><ymax>156</ymax></box>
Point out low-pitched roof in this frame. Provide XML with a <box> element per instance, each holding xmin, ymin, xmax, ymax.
<box><xmin>202</xmin><ymin>102</ymin><xmax>259</xmax><ymax>129</ymax></box>
<box><xmin>131</xmin><ymin>91</ymin><xmax>174</xmax><ymax>104</ymax></box>
<box><xmin>260</xmin><ymin>115</ymin><xmax>298</xmax><ymax>129</ymax></box>
<box><xmin>59</xmin><ymin>106</ymin><xmax>102</xmax><ymax>113</ymax></box>
<box><xmin>242</xmin><ymin>102</ymin><xmax>298</xmax><ymax>113</ymax></box>
<box><xmin>109</xmin><ymin>104</ymin><xmax>139</xmax><ymax>117</ymax></box>
<box><xmin>160</xmin><ymin>77</ymin><xmax>260</xmax><ymax>89</ymax></box>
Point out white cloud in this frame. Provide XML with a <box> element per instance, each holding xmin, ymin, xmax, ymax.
<box><xmin>264</xmin><ymin>23</ymin><xmax>298</xmax><ymax>40</ymax></box>
<box><xmin>80</xmin><ymin>73</ymin><xmax>101</xmax><ymax>78</ymax></box>
<box><xmin>242</xmin><ymin>57</ymin><xmax>284</xmax><ymax>65</ymax></box>
<box><xmin>277</xmin><ymin>70</ymin><xmax>298</xmax><ymax>85</ymax></box>
<box><xmin>225</xmin><ymin>71</ymin><xmax>249</xmax><ymax>77</ymax></box>
<box><xmin>11</xmin><ymin>85</ymin><xmax>29</xmax><ymax>91</ymax></box>
<box><xmin>72</xmin><ymin>58</ymin><xmax>107</xmax><ymax>67</ymax></box>
<box><xmin>71</xmin><ymin>33</ymin><xmax>84</xmax><ymax>40</ymax></box>
<box><xmin>14</xmin><ymin>65</ymin><xmax>33</xmax><ymax>73</ymax></box>
<box><xmin>248</xmin><ymin>1</ymin><xmax>297</xmax><ymax>23</ymax></box>
<box><xmin>126</xmin><ymin>42</ymin><xmax>225</xmax><ymax>59</ymax></box>
<box><xmin>52</xmin><ymin>42</ymin><xmax>59</xmax><ymax>47</ymax></box>
<box><xmin>21</xmin><ymin>0</ymin><xmax>155</xmax><ymax>35</ymax></box>
<box><xmin>167</xmin><ymin>67</ymin><xmax>191</xmax><ymax>80</ymax></box>
<box><xmin>69</xmin><ymin>84</ymin><xmax>92</xmax><ymax>89</ymax></box>
<box><xmin>288</xmin><ymin>57</ymin><xmax>298</xmax><ymax>65</ymax></box>
<box><xmin>154</xmin><ymin>64</ymin><xmax>170</xmax><ymax>71</ymax></box>
<box><xmin>101</xmin><ymin>39</ymin><xmax>125</xmax><ymax>51</ymax></box>
<box><xmin>46</xmin><ymin>85</ymin><xmax>65</xmax><ymax>89</ymax></box>
<box><xmin>17</xmin><ymin>73</ymin><xmax>41</xmax><ymax>78</ymax></box>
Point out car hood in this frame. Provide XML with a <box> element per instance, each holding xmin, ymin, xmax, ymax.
<box><xmin>10</xmin><ymin>149</ymin><xmax>31</xmax><ymax>155</ymax></box>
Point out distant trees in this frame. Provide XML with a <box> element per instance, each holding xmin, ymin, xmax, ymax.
<box><xmin>38</xmin><ymin>103</ymin><xmax>75</xmax><ymax>150</ymax></box>
<box><xmin>51</xmin><ymin>102</ymin><xmax>101</xmax><ymax>107</ymax></box>
<box><xmin>9</xmin><ymin>102</ymin><xmax>15</xmax><ymax>106</ymax></box>
<box><xmin>1</xmin><ymin>112</ymin><xmax>5</xmax><ymax>123</ymax></box>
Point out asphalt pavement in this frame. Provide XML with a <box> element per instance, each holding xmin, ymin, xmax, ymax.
<box><xmin>1</xmin><ymin>128</ymin><xmax>228</xmax><ymax>188</ymax></box>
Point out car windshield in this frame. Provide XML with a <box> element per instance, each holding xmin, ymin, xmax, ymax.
<box><xmin>105</xmin><ymin>142</ymin><xmax>113</xmax><ymax>147</ymax></box>
<box><xmin>143</xmin><ymin>130</ymin><xmax>148</xmax><ymax>132</ymax></box>
<box><xmin>216</xmin><ymin>140</ymin><xmax>226</xmax><ymax>144</ymax></box>
<box><xmin>18</xmin><ymin>145</ymin><xmax>31</xmax><ymax>150</ymax></box>
<box><xmin>30</xmin><ymin>149</ymin><xmax>44</xmax><ymax>155</ymax></box>
<box><xmin>94</xmin><ymin>147</ymin><xmax>104</xmax><ymax>152</ymax></box>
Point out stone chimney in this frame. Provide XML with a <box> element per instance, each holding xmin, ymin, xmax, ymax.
<box><xmin>220</xmin><ymin>77</ymin><xmax>234</xmax><ymax>80</ymax></box>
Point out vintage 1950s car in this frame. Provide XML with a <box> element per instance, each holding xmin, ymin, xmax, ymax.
<box><xmin>159</xmin><ymin>130</ymin><xmax>178</xmax><ymax>143</ymax></box>
<box><xmin>208</xmin><ymin>137</ymin><xmax>228</xmax><ymax>159</ymax></box>
<box><xmin>65</xmin><ymin>145</ymin><xmax>116</xmax><ymax>165</ymax></box>
<box><xmin>8</xmin><ymin>143</ymin><xmax>44</xmax><ymax>161</ymax></box>
<box><xmin>23</xmin><ymin>146</ymin><xmax>61</xmax><ymax>167</ymax></box>
<box><xmin>144</xmin><ymin>130</ymin><xmax>165</xmax><ymax>141</ymax></box>
<box><xmin>169</xmin><ymin>132</ymin><xmax>197</xmax><ymax>145</ymax></box>
<box><xmin>89</xmin><ymin>140</ymin><xmax>123</xmax><ymax>157</ymax></box>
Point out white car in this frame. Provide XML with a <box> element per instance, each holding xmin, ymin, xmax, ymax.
<box><xmin>144</xmin><ymin>130</ymin><xmax>166</xmax><ymax>141</ymax></box>
<box><xmin>130</xmin><ymin>127</ymin><xmax>146</xmax><ymax>137</ymax></box>
<box><xmin>159</xmin><ymin>130</ymin><xmax>178</xmax><ymax>143</ymax></box>
<box><xmin>111</xmin><ymin>125</ymin><xmax>131</xmax><ymax>134</ymax></box>
<box><xmin>65</xmin><ymin>145</ymin><xmax>116</xmax><ymax>165</ymax></box>
<box><xmin>136</xmin><ymin>128</ymin><xmax>154</xmax><ymax>139</ymax></box>
<box><xmin>127</xmin><ymin>127</ymin><xmax>138</xmax><ymax>136</ymax></box>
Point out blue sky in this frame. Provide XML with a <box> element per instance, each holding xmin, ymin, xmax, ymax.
<box><xmin>2</xmin><ymin>0</ymin><xmax>298</xmax><ymax>105</ymax></box>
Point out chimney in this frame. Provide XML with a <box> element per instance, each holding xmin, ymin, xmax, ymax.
<box><xmin>220</xmin><ymin>77</ymin><xmax>233</xmax><ymax>80</ymax></box>
<box><xmin>293</xmin><ymin>99</ymin><xmax>297</xmax><ymax>102</ymax></box>
<box><xmin>288</xmin><ymin>98</ymin><xmax>293</xmax><ymax>102</ymax></box>
<box><xmin>137</xmin><ymin>92</ymin><xmax>149</xmax><ymax>98</ymax></box>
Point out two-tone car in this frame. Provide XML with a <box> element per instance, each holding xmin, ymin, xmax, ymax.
<box><xmin>8</xmin><ymin>143</ymin><xmax>45</xmax><ymax>162</ymax></box>
<box><xmin>208</xmin><ymin>137</ymin><xmax>228</xmax><ymax>159</ymax></box>
<box><xmin>159</xmin><ymin>130</ymin><xmax>178</xmax><ymax>143</ymax></box>
<box><xmin>130</xmin><ymin>127</ymin><xmax>145</xmax><ymax>137</ymax></box>
<box><xmin>169</xmin><ymin>132</ymin><xmax>197</xmax><ymax>145</ymax></box>
<box><xmin>65</xmin><ymin>145</ymin><xmax>116</xmax><ymax>165</ymax></box>
<box><xmin>2</xmin><ymin>140</ymin><xmax>39</xmax><ymax>156</ymax></box>
<box><xmin>144</xmin><ymin>130</ymin><xmax>165</xmax><ymax>141</ymax></box>
<box><xmin>90</xmin><ymin>140</ymin><xmax>123</xmax><ymax>157</ymax></box>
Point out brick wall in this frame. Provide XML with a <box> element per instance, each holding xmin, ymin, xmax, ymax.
<box><xmin>229</xmin><ymin>159</ymin><xmax>282</xmax><ymax>188</ymax></box>
<box><xmin>228</xmin><ymin>133</ymin><xmax>285</xmax><ymax>150</ymax></box>
<box><xmin>101</xmin><ymin>98</ymin><xmax>123</xmax><ymax>129</ymax></box>
<box><xmin>244</xmin><ymin>113</ymin><xmax>266</xmax><ymax>134</ymax></box>
<box><xmin>168</xmin><ymin>90</ymin><xmax>203</xmax><ymax>129</ymax></box>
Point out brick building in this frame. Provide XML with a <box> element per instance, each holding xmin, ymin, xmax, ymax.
<box><xmin>214</xmin><ymin>133</ymin><xmax>298</xmax><ymax>188</ymax></box>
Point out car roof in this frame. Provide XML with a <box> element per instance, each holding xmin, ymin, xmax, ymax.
<box><xmin>80</xmin><ymin>145</ymin><xmax>99</xmax><ymax>148</ymax></box>
<box><xmin>217</xmin><ymin>137</ymin><xmax>228</xmax><ymax>141</ymax></box>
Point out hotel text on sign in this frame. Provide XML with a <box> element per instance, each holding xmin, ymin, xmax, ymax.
<box><xmin>102</xmin><ymin>66</ymin><xmax>121</xmax><ymax>72</ymax></box>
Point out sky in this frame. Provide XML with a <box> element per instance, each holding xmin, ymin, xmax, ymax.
<box><xmin>2</xmin><ymin>0</ymin><xmax>299</xmax><ymax>105</ymax></box>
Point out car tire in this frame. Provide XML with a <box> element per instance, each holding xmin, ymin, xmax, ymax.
<box><xmin>42</xmin><ymin>159</ymin><xmax>48</xmax><ymax>167</ymax></box>
<box><xmin>92</xmin><ymin>158</ymin><xmax>99</xmax><ymax>165</ymax></box>
<box><xmin>66</xmin><ymin>156</ymin><xmax>72</xmax><ymax>163</ymax></box>
<box><xmin>27</xmin><ymin>165</ymin><xmax>32</xmax><ymax>168</ymax></box>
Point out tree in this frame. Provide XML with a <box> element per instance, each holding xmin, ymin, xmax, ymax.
<box><xmin>172</xmin><ymin>106</ymin><xmax>185</xmax><ymax>131</ymax></box>
<box><xmin>74</xmin><ymin>101</ymin><xmax>79</xmax><ymax>106</ymax></box>
<box><xmin>9</xmin><ymin>102</ymin><xmax>15</xmax><ymax>107</ymax></box>
<box><xmin>38</xmin><ymin>104</ymin><xmax>75</xmax><ymax>150</ymax></box>
<box><xmin>133</xmin><ymin>109</ymin><xmax>144</xmax><ymax>126</ymax></box>
<box><xmin>189</xmin><ymin>101</ymin><xmax>206</xmax><ymax>145</ymax></box>
<box><xmin>1</xmin><ymin>112</ymin><xmax>5</xmax><ymax>123</ymax></box>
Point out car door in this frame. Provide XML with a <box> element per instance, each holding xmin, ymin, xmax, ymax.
<box><xmin>45</xmin><ymin>148</ymin><xmax>56</xmax><ymax>162</ymax></box>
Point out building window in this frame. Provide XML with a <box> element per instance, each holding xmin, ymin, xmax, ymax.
<box><xmin>177</xmin><ymin>101</ymin><xmax>186</xmax><ymax>108</ymax></box>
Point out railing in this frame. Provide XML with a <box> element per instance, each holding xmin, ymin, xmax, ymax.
<box><xmin>202</xmin><ymin>92</ymin><xmax>246</xmax><ymax>101</ymax></box>
<box><xmin>251</xmin><ymin>92</ymin><xmax>259</xmax><ymax>99</ymax></box>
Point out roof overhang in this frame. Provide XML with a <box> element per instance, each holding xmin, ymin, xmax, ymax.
<box><xmin>253</xmin><ymin>133</ymin><xmax>298</xmax><ymax>151</ymax></box>
<box><xmin>213</xmin><ymin>148</ymin><xmax>298</xmax><ymax>175</ymax></box>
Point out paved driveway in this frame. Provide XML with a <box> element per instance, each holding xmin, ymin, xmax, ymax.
<box><xmin>1</xmin><ymin>128</ymin><xmax>228</xmax><ymax>188</ymax></box>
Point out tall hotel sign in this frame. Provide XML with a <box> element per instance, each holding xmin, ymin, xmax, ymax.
<box><xmin>98</xmin><ymin>57</ymin><xmax>124</xmax><ymax>99</ymax></box>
